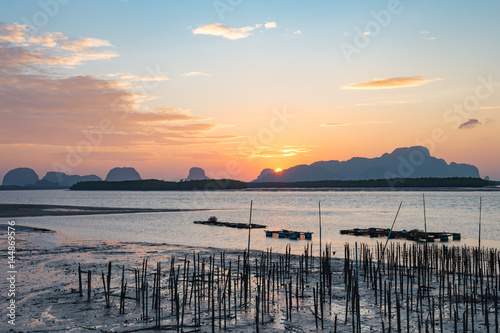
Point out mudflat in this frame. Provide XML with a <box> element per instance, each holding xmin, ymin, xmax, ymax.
<box><xmin>0</xmin><ymin>203</ymin><xmax>209</xmax><ymax>218</ymax></box>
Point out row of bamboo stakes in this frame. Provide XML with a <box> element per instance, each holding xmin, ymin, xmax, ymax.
<box><xmin>74</xmin><ymin>239</ymin><xmax>499</xmax><ymax>332</ymax></box>
<box><xmin>73</xmin><ymin>198</ymin><xmax>497</xmax><ymax>331</ymax></box>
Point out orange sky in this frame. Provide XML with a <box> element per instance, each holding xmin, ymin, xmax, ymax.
<box><xmin>1</xmin><ymin>1</ymin><xmax>499</xmax><ymax>181</ymax></box>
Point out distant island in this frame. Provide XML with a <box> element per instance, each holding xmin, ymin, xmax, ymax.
<box><xmin>68</xmin><ymin>177</ymin><xmax>495</xmax><ymax>191</ymax></box>
<box><xmin>0</xmin><ymin>167</ymin><xmax>139</xmax><ymax>190</ymax></box>
<box><xmin>70</xmin><ymin>179</ymin><xmax>248</xmax><ymax>191</ymax></box>
<box><xmin>246</xmin><ymin>177</ymin><xmax>492</xmax><ymax>189</ymax></box>
<box><xmin>2</xmin><ymin>147</ymin><xmax>497</xmax><ymax>191</ymax></box>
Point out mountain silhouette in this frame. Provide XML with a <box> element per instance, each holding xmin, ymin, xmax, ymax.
<box><xmin>42</xmin><ymin>172</ymin><xmax>102</xmax><ymax>187</ymax></box>
<box><xmin>253</xmin><ymin>146</ymin><xmax>480</xmax><ymax>182</ymax></box>
<box><xmin>186</xmin><ymin>167</ymin><xmax>210</xmax><ymax>181</ymax></box>
<box><xmin>105</xmin><ymin>167</ymin><xmax>142</xmax><ymax>181</ymax></box>
<box><xmin>2</xmin><ymin>167</ymin><xmax>39</xmax><ymax>186</ymax></box>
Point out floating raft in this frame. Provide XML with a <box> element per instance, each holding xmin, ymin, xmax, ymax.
<box><xmin>340</xmin><ymin>228</ymin><xmax>461</xmax><ymax>243</ymax></box>
<box><xmin>194</xmin><ymin>216</ymin><xmax>267</xmax><ymax>229</ymax></box>
<box><xmin>265</xmin><ymin>229</ymin><xmax>313</xmax><ymax>240</ymax></box>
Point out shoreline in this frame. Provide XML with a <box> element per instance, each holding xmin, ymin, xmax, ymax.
<box><xmin>0</xmin><ymin>203</ymin><xmax>213</xmax><ymax>218</ymax></box>
<box><xmin>2</xmin><ymin>224</ymin><xmax>498</xmax><ymax>332</ymax></box>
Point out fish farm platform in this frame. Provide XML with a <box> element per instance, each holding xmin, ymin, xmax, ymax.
<box><xmin>193</xmin><ymin>220</ymin><xmax>267</xmax><ymax>229</ymax></box>
<box><xmin>265</xmin><ymin>229</ymin><xmax>313</xmax><ymax>240</ymax></box>
<box><xmin>340</xmin><ymin>228</ymin><xmax>461</xmax><ymax>243</ymax></box>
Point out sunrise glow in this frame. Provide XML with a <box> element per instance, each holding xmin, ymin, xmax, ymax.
<box><xmin>275</xmin><ymin>168</ymin><xmax>283</xmax><ymax>173</ymax></box>
<box><xmin>0</xmin><ymin>1</ymin><xmax>499</xmax><ymax>181</ymax></box>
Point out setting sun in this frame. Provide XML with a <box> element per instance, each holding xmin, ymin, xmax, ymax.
<box><xmin>275</xmin><ymin>168</ymin><xmax>282</xmax><ymax>172</ymax></box>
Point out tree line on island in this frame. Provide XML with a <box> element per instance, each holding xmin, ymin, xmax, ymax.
<box><xmin>69</xmin><ymin>177</ymin><xmax>492</xmax><ymax>191</ymax></box>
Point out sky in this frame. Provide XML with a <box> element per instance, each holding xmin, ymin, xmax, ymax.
<box><xmin>1</xmin><ymin>0</ymin><xmax>499</xmax><ymax>181</ymax></box>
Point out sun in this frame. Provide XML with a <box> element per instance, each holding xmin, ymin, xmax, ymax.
<box><xmin>275</xmin><ymin>168</ymin><xmax>282</xmax><ymax>173</ymax></box>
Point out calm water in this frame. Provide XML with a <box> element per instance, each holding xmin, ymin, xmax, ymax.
<box><xmin>1</xmin><ymin>189</ymin><xmax>499</xmax><ymax>256</ymax></box>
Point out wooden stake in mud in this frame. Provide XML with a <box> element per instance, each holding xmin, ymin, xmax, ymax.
<box><xmin>102</xmin><ymin>272</ymin><xmax>110</xmax><ymax>308</ymax></box>
<box><xmin>423</xmin><ymin>194</ymin><xmax>428</xmax><ymax>243</ymax></box>
<box><xmin>87</xmin><ymin>270</ymin><xmax>91</xmax><ymax>302</ymax></box>
<box><xmin>479</xmin><ymin>197</ymin><xmax>482</xmax><ymax>249</ymax></box>
<box><xmin>247</xmin><ymin>200</ymin><xmax>253</xmax><ymax>254</ymax></box>
<box><xmin>78</xmin><ymin>263</ymin><xmax>82</xmax><ymax>297</ymax></box>
<box><xmin>319</xmin><ymin>201</ymin><xmax>322</xmax><ymax>271</ymax></box>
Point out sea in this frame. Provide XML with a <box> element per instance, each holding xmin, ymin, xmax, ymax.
<box><xmin>1</xmin><ymin>189</ymin><xmax>499</xmax><ymax>257</ymax></box>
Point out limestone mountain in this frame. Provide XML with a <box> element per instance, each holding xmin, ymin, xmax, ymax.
<box><xmin>42</xmin><ymin>172</ymin><xmax>102</xmax><ymax>187</ymax></box>
<box><xmin>105</xmin><ymin>167</ymin><xmax>142</xmax><ymax>181</ymax></box>
<box><xmin>186</xmin><ymin>167</ymin><xmax>210</xmax><ymax>181</ymax></box>
<box><xmin>2</xmin><ymin>167</ymin><xmax>39</xmax><ymax>186</ymax></box>
<box><xmin>253</xmin><ymin>146</ymin><xmax>480</xmax><ymax>182</ymax></box>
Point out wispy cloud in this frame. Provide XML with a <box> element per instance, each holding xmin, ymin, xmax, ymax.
<box><xmin>0</xmin><ymin>22</ymin><xmax>118</xmax><ymax>69</ymax></box>
<box><xmin>459</xmin><ymin>119</ymin><xmax>481</xmax><ymax>129</ymax></box>
<box><xmin>0</xmin><ymin>22</ymin><xmax>27</xmax><ymax>43</ymax></box>
<box><xmin>320</xmin><ymin>123</ymin><xmax>350</xmax><ymax>127</ymax></box>
<box><xmin>60</xmin><ymin>37</ymin><xmax>112</xmax><ymax>51</ymax></box>
<box><xmin>249</xmin><ymin>146</ymin><xmax>310</xmax><ymax>158</ymax></box>
<box><xmin>129</xmin><ymin>108</ymin><xmax>206</xmax><ymax>124</ymax></box>
<box><xmin>293</xmin><ymin>30</ymin><xmax>301</xmax><ymax>35</ymax></box>
<box><xmin>0</xmin><ymin>22</ymin><xmax>233</xmax><ymax>148</ymax></box>
<box><xmin>192</xmin><ymin>21</ymin><xmax>278</xmax><ymax>40</ymax></box>
<box><xmin>103</xmin><ymin>72</ymin><xmax>169</xmax><ymax>82</ymax></box>
<box><xmin>237</xmin><ymin>145</ymin><xmax>312</xmax><ymax>159</ymax></box>
<box><xmin>380</xmin><ymin>99</ymin><xmax>418</xmax><ymax>104</ymax></box>
<box><xmin>337</xmin><ymin>99</ymin><xmax>418</xmax><ymax>108</ymax></box>
<box><xmin>420</xmin><ymin>30</ymin><xmax>437</xmax><ymax>41</ymax></box>
<box><xmin>479</xmin><ymin>105</ymin><xmax>500</xmax><ymax>110</ymax></box>
<box><xmin>264</xmin><ymin>22</ymin><xmax>277</xmax><ymax>29</ymax></box>
<box><xmin>192</xmin><ymin>23</ymin><xmax>258</xmax><ymax>40</ymax></box>
<box><xmin>342</xmin><ymin>76</ymin><xmax>443</xmax><ymax>89</ymax></box>
<box><xmin>181</xmin><ymin>71</ymin><xmax>211</xmax><ymax>77</ymax></box>
<box><xmin>321</xmin><ymin>121</ymin><xmax>395</xmax><ymax>127</ymax></box>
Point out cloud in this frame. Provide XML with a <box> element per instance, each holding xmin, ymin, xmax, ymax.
<box><xmin>240</xmin><ymin>146</ymin><xmax>311</xmax><ymax>158</ymax></box>
<box><xmin>293</xmin><ymin>30</ymin><xmax>301</xmax><ymax>35</ymax></box>
<box><xmin>420</xmin><ymin>30</ymin><xmax>437</xmax><ymax>41</ymax></box>
<box><xmin>192</xmin><ymin>23</ymin><xmax>258</xmax><ymax>40</ymax></box>
<box><xmin>129</xmin><ymin>108</ymin><xmax>205</xmax><ymax>123</ymax></box>
<box><xmin>321</xmin><ymin>121</ymin><xmax>395</xmax><ymax>127</ymax></box>
<box><xmin>0</xmin><ymin>22</ymin><xmax>28</xmax><ymax>44</ymax></box>
<box><xmin>60</xmin><ymin>37</ymin><xmax>112</xmax><ymax>51</ymax></box>
<box><xmin>337</xmin><ymin>99</ymin><xmax>419</xmax><ymax>108</ymax></box>
<box><xmin>458</xmin><ymin>119</ymin><xmax>481</xmax><ymax>129</ymax></box>
<box><xmin>380</xmin><ymin>99</ymin><xmax>418</xmax><ymax>104</ymax></box>
<box><xmin>172</xmin><ymin>151</ymin><xmax>229</xmax><ymax>161</ymax></box>
<box><xmin>0</xmin><ymin>22</ymin><xmax>117</xmax><ymax>70</ymax></box>
<box><xmin>0</xmin><ymin>22</ymin><xmax>232</xmax><ymax>149</ymax></box>
<box><xmin>320</xmin><ymin>123</ymin><xmax>350</xmax><ymax>127</ymax></box>
<box><xmin>27</xmin><ymin>32</ymin><xmax>68</xmax><ymax>47</ymax></box>
<box><xmin>264</xmin><ymin>22</ymin><xmax>277</xmax><ymax>29</ymax></box>
<box><xmin>342</xmin><ymin>76</ymin><xmax>443</xmax><ymax>89</ymax></box>
<box><xmin>479</xmin><ymin>105</ymin><xmax>500</xmax><ymax>110</ymax></box>
<box><xmin>111</xmin><ymin>72</ymin><xmax>169</xmax><ymax>82</ymax></box>
<box><xmin>181</xmin><ymin>71</ymin><xmax>210</xmax><ymax>77</ymax></box>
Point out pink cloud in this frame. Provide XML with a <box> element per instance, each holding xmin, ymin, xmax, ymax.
<box><xmin>193</xmin><ymin>23</ymin><xmax>261</xmax><ymax>40</ymax></box>
<box><xmin>0</xmin><ymin>22</ymin><xmax>117</xmax><ymax>69</ymax></box>
<box><xmin>0</xmin><ymin>22</ymin><xmax>233</xmax><ymax>150</ymax></box>
<box><xmin>342</xmin><ymin>76</ymin><xmax>443</xmax><ymax>89</ymax></box>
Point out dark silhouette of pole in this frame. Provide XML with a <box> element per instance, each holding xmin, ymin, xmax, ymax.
<box><xmin>376</xmin><ymin>202</ymin><xmax>403</xmax><ymax>275</ymax></box>
<box><xmin>247</xmin><ymin>200</ymin><xmax>253</xmax><ymax>254</ymax></box>
<box><xmin>478</xmin><ymin>197</ymin><xmax>482</xmax><ymax>249</ymax></box>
